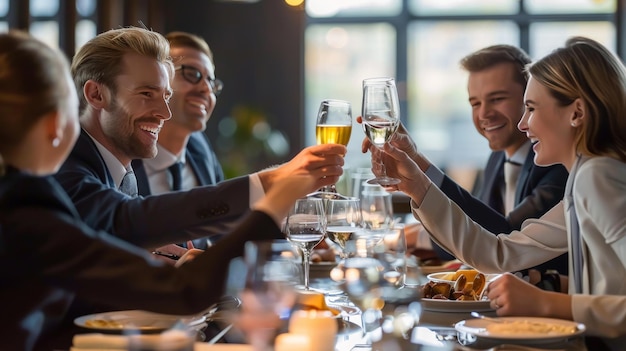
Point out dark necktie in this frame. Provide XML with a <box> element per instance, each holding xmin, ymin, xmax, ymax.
<box><xmin>168</xmin><ymin>162</ymin><xmax>184</xmax><ymax>191</ymax></box>
<box><xmin>119</xmin><ymin>170</ymin><xmax>138</xmax><ymax>197</ymax></box>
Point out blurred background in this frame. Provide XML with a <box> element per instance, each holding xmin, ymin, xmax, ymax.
<box><xmin>2</xmin><ymin>0</ymin><xmax>621</xmax><ymax>189</ymax></box>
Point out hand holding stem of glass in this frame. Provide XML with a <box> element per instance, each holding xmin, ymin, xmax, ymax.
<box><xmin>315</xmin><ymin>99</ymin><xmax>352</xmax><ymax>193</ymax></box>
<box><xmin>361</xmin><ymin>77</ymin><xmax>401</xmax><ymax>186</ymax></box>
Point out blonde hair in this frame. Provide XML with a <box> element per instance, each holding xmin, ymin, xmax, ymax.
<box><xmin>528</xmin><ymin>37</ymin><xmax>626</xmax><ymax>162</ymax></box>
<box><xmin>0</xmin><ymin>30</ymin><xmax>71</xmax><ymax>175</ymax></box>
<box><xmin>71</xmin><ymin>26</ymin><xmax>174</xmax><ymax>115</ymax></box>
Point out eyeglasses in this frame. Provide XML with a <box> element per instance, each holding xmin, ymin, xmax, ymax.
<box><xmin>175</xmin><ymin>65</ymin><xmax>223</xmax><ymax>96</ymax></box>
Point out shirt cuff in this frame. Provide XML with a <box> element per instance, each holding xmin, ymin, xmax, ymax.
<box><xmin>425</xmin><ymin>164</ymin><xmax>445</xmax><ymax>187</ymax></box>
<box><xmin>249</xmin><ymin>173</ymin><xmax>265</xmax><ymax>207</ymax></box>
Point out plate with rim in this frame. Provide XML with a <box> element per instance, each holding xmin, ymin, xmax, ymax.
<box><xmin>455</xmin><ymin>317</ymin><xmax>585</xmax><ymax>344</ymax></box>
<box><xmin>421</xmin><ymin>298</ymin><xmax>494</xmax><ymax>312</ymax></box>
<box><xmin>74</xmin><ymin>310</ymin><xmax>206</xmax><ymax>332</ymax></box>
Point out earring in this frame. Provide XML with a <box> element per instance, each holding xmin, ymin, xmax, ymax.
<box><xmin>571</xmin><ymin>121</ymin><xmax>577</xmax><ymax>127</ymax></box>
<box><xmin>52</xmin><ymin>137</ymin><xmax>60</xmax><ymax>148</ymax></box>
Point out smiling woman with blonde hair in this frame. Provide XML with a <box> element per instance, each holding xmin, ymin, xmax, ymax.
<box><xmin>369</xmin><ymin>36</ymin><xmax>626</xmax><ymax>349</ymax></box>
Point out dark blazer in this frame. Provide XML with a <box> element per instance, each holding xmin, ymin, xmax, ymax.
<box><xmin>54</xmin><ymin>129</ymin><xmax>250</xmax><ymax>249</ymax></box>
<box><xmin>0</xmin><ymin>168</ymin><xmax>282</xmax><ymax>351</ymax></box>
<box><xmin>133</xmin><ymin>131</ymin><xmax>224</xmax><ymax>196</ymax></box>
<box><xmin>132</xmin><ymin>132</ymin><xmax>226</xmax><ymax>248</ymax></box>
<box><xmin>434</xmin><ymin>148</ymin><xmax>569</xmax><ymax>274</ymax></box>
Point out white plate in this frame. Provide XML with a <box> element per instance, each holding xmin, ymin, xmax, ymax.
<box><xmin>421</xmin><ymin>298</ymin><xmax>494</xmax><ymax>312</ymax></box>
<box><xmin>74</xmin><ymin>310</ymin><xmax>206</xmax><ymax>332</ymax></box>
<box><xmin>455</xmin><ymin>317</ymin><xmax>585</xmax><ymax>344</ymax></box>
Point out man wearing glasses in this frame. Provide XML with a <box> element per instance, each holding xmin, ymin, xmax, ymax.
<box><xmin>133</xmin><ymin>31</ymin><xmax>226</xmax><ymax>249</ymax></box>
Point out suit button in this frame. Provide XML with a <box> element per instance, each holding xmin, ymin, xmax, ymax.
<box><xmin>198</xmin><ymin>203</ymin><xmax>230</xmax><ymax>218</ymax></box>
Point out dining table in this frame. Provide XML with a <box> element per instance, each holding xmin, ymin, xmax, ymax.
<box><xmin>67</xmin><ymin>263</ymin><xmax>588</xmax><ymax>351</ymax></box>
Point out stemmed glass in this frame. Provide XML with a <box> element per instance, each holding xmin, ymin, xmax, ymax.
<box><xmin>315</xmin><ymin>99</ymin><xmax>352</xmax><ymax>194</ymax></box>
<box><xmin>285</xmin><ymin>197</ymin><xmax>327</xmax><ymax>290</ymax></box>
<box><xmin>239</xmin><ymin>240</ymin><xmax>300</xmax><ymax>351</ymax></box>
<box><xmin>359</xmin><ymin>184</ymin><xmax>394</xmax><ymax>247</ymax></box>
<box><xmin>361</xmin><ymin>77</ymin><xmax>401</xmax><ymax>186</ymax></box>
<box><xmin>325</xmin><ymin>197</ymin><xmax>363</xmax><ymax>260</ymax></box>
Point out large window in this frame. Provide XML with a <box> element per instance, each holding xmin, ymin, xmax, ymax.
<box><xmin>305</xmin><ymin>0</ymin><xmax>617</xmax><ymax>177</ymax></box>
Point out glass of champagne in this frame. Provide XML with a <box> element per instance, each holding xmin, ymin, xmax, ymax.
<box><xmin>361</xmin><ymin>77</ymin><xmax>401</xmax><ymax>186</ymax></box>
<box><xmin>285</xmin><ymin>197</ymin><xmax>327</xmax><ymax>290</ymax></box>
<box><xmin>325</xmin><ymin>197</ymin><xmax>362</xmax><ymax>259</ymax></box>
<box><xmin>315</xmin><ymin>99</ymin><xmax>352</xmax><ymax>194</ymax></box>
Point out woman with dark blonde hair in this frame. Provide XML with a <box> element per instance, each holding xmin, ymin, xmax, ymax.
<box><xmin>369</xmin><ymin>36</ymin><xmax>626</xmax><ymax>349</ymax></box>
<box><xmin>0</xmin><ymin>30</ymin><xmax>340</xmax><ymax>350</ymax></box>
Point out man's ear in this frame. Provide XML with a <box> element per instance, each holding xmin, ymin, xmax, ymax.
<box><xmin>83</xmin><ymin>80</ymin><xmax>109</xmax><ymax>110</ymax></box>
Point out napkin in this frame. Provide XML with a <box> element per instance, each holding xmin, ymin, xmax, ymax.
<box><xmin>71</xmin><ymin>331</ymin><xmax>193</xmax><ymax>350</ymax></box>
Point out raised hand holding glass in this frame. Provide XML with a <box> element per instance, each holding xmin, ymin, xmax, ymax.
<box><xmin>361</xmin><ymin>77</ymin><xmax>400</xmax><ymax>186</ymax></box>
<box><xmin>315</xmin><ymin>99</ymin><xmax>352</xmax><ymax>194</ymax></box>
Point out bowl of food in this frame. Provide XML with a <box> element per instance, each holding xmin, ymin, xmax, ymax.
<box><xmin>423</xmin><ymin>270</ymin><xmax>500</xmax><ymax>301</ymax></box>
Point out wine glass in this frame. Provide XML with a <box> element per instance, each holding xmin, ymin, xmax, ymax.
<box><xmin>315</xmin><ymin>99</ymin><xmax>352</xmax><ymax>195</ymax></box>
<box><xmin>325</xmin><ymin>197</ymin><xmax>362</xmax><ymax>259</ymax></box>
<box><xmin>239</xmin><ymin>240</ymin><xmax>300</xmax><ymax>351</ymax></box>
<box><xmin>285</xmin><ymin>197</ymin><xmax>326</xmax><ymax>290</ymax></box>
<box><xmin>359</xmin><ymin>184</ymin><xmax>394</xmax><ymax>247</ymax></box>
<box><xmin>361</xmin><ymin>77</ymin><xmax>401</xmax><ymax>186</ymax></box>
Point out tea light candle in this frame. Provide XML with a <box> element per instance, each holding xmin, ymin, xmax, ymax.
<box><xmin>288</xmin><ymin>310</ymin><xmax>337</xmax><ymax>351</ymax></box>
<box><xmin>274</xmin><ymin>333</ymin><xmax>311</xmax><ymax>351</ymax></box>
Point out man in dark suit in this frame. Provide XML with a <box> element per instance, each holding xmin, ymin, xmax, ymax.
<box><xmin>132</xmin><ymin>32</ymin><xmax>226</xmax><ymax>249</ymax></box>
<box><xmin>55</xmin><ymin>27</ymin><xmax>346</xmax><ymax>251</ymax></box>
<box><xmin>398</xmin><ymin>45</ymin><xmax>569</xmax><ymax>278</ymax></box>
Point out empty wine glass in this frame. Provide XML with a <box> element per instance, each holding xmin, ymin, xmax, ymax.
<box><xmin>359</xmin><ymin>184</ymin><xmax>394</xmax><ymax>247</ymax></box>
<box><xmin>315</xmin><ymin>99</ymin><xmax>352</xmax><ymax>195</ymax></box>
<box><xmin>361</xmin><ymin>77</ymin><xmax>401</xmax><ymax>186</ymax></box>
<box><xmin>325</xmin><ymin>197</ymin><xmax>362</xmax><ymax>259</ymax></box>
<box><xmin>239</xmin><ymin>240</ymin><xmax>300</xmax><ymax>351</ymax></box>
<box><xmin>285</xmin><ymin>197</ymin><xmax>326</xmax><ymax>290</ymax></box>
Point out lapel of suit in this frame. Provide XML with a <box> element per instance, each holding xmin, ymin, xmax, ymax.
<box><xmin>480</xmin><ymin>151</ymin><xmax>505</xmax><ymax>214</ymax></box>
<box><xmin>187</xmin><ymin>133</ymin><xmax>218</xmax><ymax>185</ymax></box>
<box><xmin>76</xmin><ymin>129</ymin><xmax>116</xmax><ymax>188</ymax></box>
<box><xmin>130</xmin><ymin>159</ymin><xmax>152</xmax><ymax>196</ymax></box>
<box><xmin>515</xmin><ymin>149</ymin><xmax>535</xmax><ymax>204</ymax></box>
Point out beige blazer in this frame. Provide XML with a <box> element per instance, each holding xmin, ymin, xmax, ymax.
<box><xmin>412</xmin><ymin>156</ymin><xmax>626</xmax><ymax>349</ymax></box>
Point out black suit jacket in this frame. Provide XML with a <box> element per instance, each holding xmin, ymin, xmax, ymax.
<box><xmin>133</xmin><ymin>131</ymin><xmax>224</xmax><ymax>196</ymax></box>
<box><xmin>54</xmin><ymin>129</ymin><xmax>250</xmax><ymax>249</ymax></box>
<box><xmin>132</xmin><ymin>132</ymin><xmax>226</xmax><ymax>248</ymax></box>
<box><xmin>434</xmin><ymin>149</ymin><xmax>569</xmax><ymax>274</ymax></box>
<box><xmin>0</xmin><ymin>168</ymin><xmax>282</xmax><ymax>351</ymax></box>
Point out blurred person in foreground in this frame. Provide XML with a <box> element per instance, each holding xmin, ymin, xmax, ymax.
<box><xmin>0</xmin><ymin>30</ymin><xmax>344</xmax><ymax>351</ymax></box>
<box><xmin>368</xmin><ymin>36</ymin><xmax>626</xmax><ymax>350</ymax></box>
<box><xmin>402</xmin><ymin>45</ymin><xmax>569</xmax><ymax>282</ymax></box>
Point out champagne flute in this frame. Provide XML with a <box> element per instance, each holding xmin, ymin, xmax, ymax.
<box><xmin>285</xmin><ymin>197</ymin><xmax>326</xmax><ymax>290</ymax></box>
<box><xmin>325</xmin><ymin>197</ymin><xmax>362</xmax><ymax>259</ymax></box>
<box><xmin>315</xmin><ymin>99</ymin><xmax>352</xmax><ymax>195</ymax></box>
<box><xmin>361</xmin><ymin>77</ymin><xmax>401</xmax><ymax>186</ymax></box>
